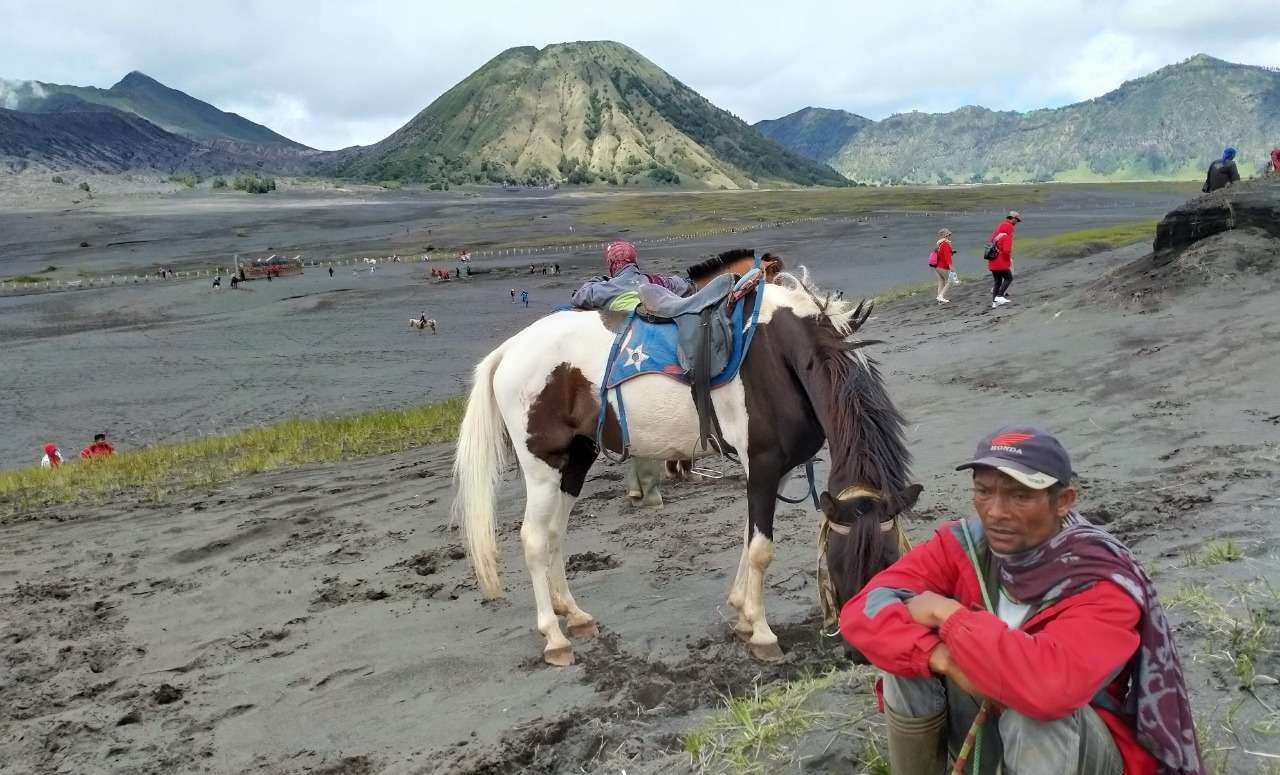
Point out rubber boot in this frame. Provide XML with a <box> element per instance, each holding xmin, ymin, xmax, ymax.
<box><xmin>885</xmin><ymin>706</ymin><xmax>948</xmax><ymax>775</ymax></box>
<box><xmin>623</xmin><ymin>460</ymin><xmax>643</xmax><ymax>503</ymax></box>
<box><xmin>633</xmin><ymin>458</ymin><xmax>664</xmax><ymax>508</ymax></box>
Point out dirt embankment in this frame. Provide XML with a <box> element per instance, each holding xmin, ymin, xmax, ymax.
<box><xmin>2</xmin><ymin>181</ymin><xmax>1278</xmax><ymax>773</ymax></box>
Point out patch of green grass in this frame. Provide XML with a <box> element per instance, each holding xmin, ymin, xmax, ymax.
<box><xmin>1186</xmin><ymin>540</ymin><xmax>1245</xmax><ymax>567</ymax></box>
<box><xmin>683</xmin><ymin>670</ymin><xmax>837</xmax><ymax>773</ymax></box>
<box><xmin>582</xmin><ymin>185</ymin><xmax>1050</xmax><ymax>237</ymax></box>
<box><xmin>1017</xmin><ymin>220</ymin><xmax>1158</xmax><ymax>260</ymax></box>
<box><xmin>0</xmin><ymin>398</ymin><xmax>465</xmax><ymax>518</ymax></box>
<box><xmin>7</xmin><ymin>275</ymin><xmax>46</xmax><ymax>285</ymax></box>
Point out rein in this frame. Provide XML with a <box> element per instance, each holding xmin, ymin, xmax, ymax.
<box><xmin>816</xmin><ymin>485</ymin><xmax>913</xmax><ymax>635</ymax></box>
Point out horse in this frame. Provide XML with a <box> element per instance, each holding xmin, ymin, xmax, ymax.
<box><xmin>409</xmin><ymin>318</ymin><xmax>437</xmax><ymax>334</ymax></box>
<box><xmin>452</xmin><ymin>264</ymin><xmax>920</xmax><ymax>666</ymax></box>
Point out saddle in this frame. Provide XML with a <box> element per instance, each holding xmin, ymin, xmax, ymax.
<box><xmin>638</xmin><ymin>272</ymin><xmax>737</xmax><ymax>377</ymax></box>
<box><xmin>599</xmin><ymin>267</ymin><xmax>765</xmax><ymax>458</ymax></box>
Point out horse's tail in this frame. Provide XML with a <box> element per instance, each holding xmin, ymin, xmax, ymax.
<box><xmin>452</xmin><ymin>343</ymin><xmax>512</xmax><ymax>599</ymax></box>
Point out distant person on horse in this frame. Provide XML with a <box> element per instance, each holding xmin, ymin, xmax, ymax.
<box><xmin>1203</xmin><ymin>146</ymin><xmax>1240</xmax><ymax>192</ymax></box>
<box><xmin>212</xmin><ymin>275</ymin><xmax>221</xmax><ymax>290</ymax></box>
<box><xmin>571</xmin><ymin>240</ymin><xmax>692</xmax><ymax>312</ymax></box>
<box><xmin>419</xmin><ymin>311</ymin><xmax>428</xmax><ymax>328</ymax></box>
<box><xmin>841</xmin><ymin>427</ymin><xmax>1203</xmax><ymax>775</ymax></box>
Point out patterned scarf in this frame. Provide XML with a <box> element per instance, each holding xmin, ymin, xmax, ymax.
<box><xmin>994</xmin><ymin>514</ymin><xmax>1205</xmax><ymax>775</ymax></box>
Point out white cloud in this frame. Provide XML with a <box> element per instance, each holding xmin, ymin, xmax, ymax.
<box><xmin>0</xmin><ymin>1</ymin><xmax>1277</xmax><ymax>148</ymax></box>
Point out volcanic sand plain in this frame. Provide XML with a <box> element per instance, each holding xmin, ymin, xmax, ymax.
<box><xmin>2</xmin><ymin>182</ymin><xmax>1277</xmax><ymax>774</ymax></box>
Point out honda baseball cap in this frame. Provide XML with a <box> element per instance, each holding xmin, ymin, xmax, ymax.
<box><xmin>956</xmin><ymin>426</ymin><xmax>1073</xmax><ymax>490</ymax></box>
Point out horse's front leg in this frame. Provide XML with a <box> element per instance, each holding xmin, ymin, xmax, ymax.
<box><xmin>741</xmin><ymin>466</ymin><xmax>784</xmax><ymax>662</ymax></box>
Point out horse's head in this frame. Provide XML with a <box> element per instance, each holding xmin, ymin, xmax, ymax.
<box><xmin>819</xmin><ymin>483</ymin><xmax>923</xmax><ymax>623</ymax></box>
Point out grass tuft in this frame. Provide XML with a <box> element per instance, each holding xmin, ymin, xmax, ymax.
<box><xmin>683</xmin><ymin>670</ymin><xmax>837</xmax><ymax>773</ymax></box>
<box><xmin>0</xmin><ymin>398</ymin><xmax>465</xmax><ymax>519</ymax></box>
<box><xmin>1017</xmin><ymin>220</ymin><xmax>1158</xmax><ymax>260</ymax></box>
<box><xmin>1185</xmin><ymin>540</ymin><xmax>1245</xmax><ymax>567</ymax></box>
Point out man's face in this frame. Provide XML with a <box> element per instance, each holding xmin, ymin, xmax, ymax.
<box><xmin>972</xmin><ymin>468</ymin><xmax>1075</xmax><ymax>553</ymax></box>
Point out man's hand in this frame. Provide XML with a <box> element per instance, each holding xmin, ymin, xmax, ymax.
<box><xmin>905</xmin><ymin>591</ymin><xmax>964</xmax><ymax>629</ymax></box>
<box><xmin>928</xmin><ymin>643</ymin><xmax>983</xmax><ymax>699</ymax></box>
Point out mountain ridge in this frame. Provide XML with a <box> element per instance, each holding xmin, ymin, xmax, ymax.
<box><xmin>0</xmin><ymin>71</ymin><xmax>307</xmax><ymax>149</ymax></box>
<box><xmin>758</xmin><ymin>54</ymin><xmax>1280</xmax><ymax>184</ymax></box>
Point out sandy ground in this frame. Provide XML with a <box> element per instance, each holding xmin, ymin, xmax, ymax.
<box><xmin>0</xmin><ymin>185</ymin><xmax>1186</xmax><ymax>469</ymax></box>
<box><xmin>2</xmin><ymin>205</ymin><xmax>1278</xmax><ymax>773</ymax></box>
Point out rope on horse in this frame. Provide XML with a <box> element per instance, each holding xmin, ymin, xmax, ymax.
<box><xmin>816</xmin><ymin>517</ymin><xmax>912</xmax><ymax>635</ymax></box>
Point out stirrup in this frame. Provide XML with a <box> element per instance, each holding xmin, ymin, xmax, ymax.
<box><xmin>690</xmin><ymin>464</ymin><xmax>724</xmax><ymax>479</ymax></box>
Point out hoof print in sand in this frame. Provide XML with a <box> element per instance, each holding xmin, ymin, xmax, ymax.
<box><xmin>565</xmin><ymin>551</ymin><xmax>620</xmax><ymax>577</ymax></box>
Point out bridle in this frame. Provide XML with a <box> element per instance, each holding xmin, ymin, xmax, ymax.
<box><xmin>822</xmin><ymin>484</ymin><xmax>897</xmax><ymax>536</ymax></box>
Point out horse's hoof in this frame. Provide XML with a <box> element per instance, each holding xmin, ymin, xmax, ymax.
<box><xmin>543</xmin><ymin>645</ymin><xmax>575</xmax><ymax>667</ymax></box>
<box><xmin>568</xmin><ymin>620</ymin><xmax>599</xmax><ymax>640</ymax></box>
<box><xmin>749</xmin><ymin>640</ymin><xmax>785</xmax><ymax>663</ymax></box>
<box><xmin>638</xmin><ymin>492</ymin><xmax>664</xmax><ymax>508</ymax></box>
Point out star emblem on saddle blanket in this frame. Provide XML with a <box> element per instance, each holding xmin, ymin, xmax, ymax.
<box><xmin>623</xmin><ymin>343</ymin><xmax>649</xmax><ymax>369</ymax></box>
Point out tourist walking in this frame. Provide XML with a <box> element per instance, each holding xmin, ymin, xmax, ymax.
<box><xmin>510</xmin><ymin>288</ymin><xmax>516</xmax><ymax>303</ymax></box>
<box><xmin>986</xmin><ymin>211</ymin><xmax>1019</xmax><ymax>308</ymax></box>
<box><xmin>1270</xmin><ymin>147</ymin><xmax>1280</xmax><ymax>175</ymax></box>
<box><xmin>930</xmin><ymin>228</ymin><xmax>955</xmax><ymax>303</ymax></box>
<box><xmin>329</xmin><ymin>266</ymin><xmax>334</xmax><ymax>277</ymax></box>
<box><xmin>212</xmin><ymin>275</ymin><xmax>221</xmax><ymax>290</ymax></box>
<box><xmin>520</xmin><ymin>289</ymin><xmax>529</xmax><ymax>307</ymax></box>
<box><xmin>1203</xmin><ymin>147</ymin><xmax>1240</xmax><ymax>192</ymax></box>
<box><xmin>841</xmin><ymin>426</ymin><xmax>1204</xmax><ymax>775</ymax></box>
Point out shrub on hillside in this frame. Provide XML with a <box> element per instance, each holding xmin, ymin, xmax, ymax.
<box><xmin>169</xmin><ymin>174</ymin><xmax>201</xmax><ymax>188</ymax></box>
<box><xmin>78</xmin><ymin>182</ymin><xmax>91</xmax><ymax>192</ymax></box>
<box><xmin>648</xmin><ymin>166</ymin><xmax>680</xmax><ymax>185</ymax></box>
<box><xmin>211</xmin><ymin>177</ymin><xmax>228</xmax><ymax>189</ymax></box>
<box><xmin>51</xmin><ymin>175</ymin><xmax>65</xmax><ymax>184</ymax></box>
<box><xmin>233</xmin><ymin>175</ymin><xmax>276</xmax><ymax>194</ymax></box>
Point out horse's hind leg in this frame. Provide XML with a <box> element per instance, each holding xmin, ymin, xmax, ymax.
<box><xmin>519</xmin><ymin>470</ymin><xmax>575</xmax><ymax>666</ymax></box>
<box><xmin>549</xmin><ymin>437</ymin><xmax>598</xmax><ymax>639</ymax></box>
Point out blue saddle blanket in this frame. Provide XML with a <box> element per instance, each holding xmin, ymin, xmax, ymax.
<box><xmin>603</xmin><ymin>284</ymin><xmax>762</xmax><ymax>389</ymax></box>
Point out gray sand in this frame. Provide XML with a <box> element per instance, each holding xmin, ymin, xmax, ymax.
<box><xmin>2</xmin><ymin>215</ymin><xmax>1277</xmax><ymax>772</ymax></box>
<box><xmin>0</xmin><ymin>185</ymin><xmax>1185</xmax><ymax>468</ymax></box>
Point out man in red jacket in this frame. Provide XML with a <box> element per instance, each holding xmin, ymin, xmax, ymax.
<box><xmin>987</xmin><ymin>211</ymin><xmax>1019</xmax><ymax>308</ymax></box>
<box><xmin>841</xmin><ymin>427</ymin><xmax>1204</xmax><ymax>775</ymax></box>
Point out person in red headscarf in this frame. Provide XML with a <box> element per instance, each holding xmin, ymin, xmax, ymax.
<box><xmin>41</xmin><ymin>443</ymin><xmax>64</xmax><ymax>469</ymax></box>
<box><xmin>1270</xmin><ymin>147</ymin><xmax>1280</xmax><ymax>175</ymax></box>
<box><xmin>571</xmin><ymin>240</ymin><xmax>693</xmax><ymax>312</ymax></box>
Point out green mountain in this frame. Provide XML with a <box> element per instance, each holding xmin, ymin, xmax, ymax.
<box><xmin>0</xmin><ymin>71</ymin><xmax>306</xmax><ymax>149</ymax></box>
<box><xmin>328</xmin><ymin>41</ymin><xmax>847</xmax><ymax>188</ymax></box>
<box><xmin>761</xmin><ymin>54</ymin><xmax>1280</xmax><ymax>184</ymax></box>
<box><xmin>754</xmin><ymin>107</ymin><xmax>872</xmax><ymax>164</ymax></box>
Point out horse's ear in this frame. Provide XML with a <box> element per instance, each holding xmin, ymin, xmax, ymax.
<box><xmin>894</xmin><ymin>484</ymin><xmax>924</xmax><ymax>512</ymax></box>
<box><xmin>818</xmin><ymin>491</ymin><xmax>837</xmax><ymax>518</ymax></box>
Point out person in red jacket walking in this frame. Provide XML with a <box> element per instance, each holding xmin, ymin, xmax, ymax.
<box><xmin>987</xmin><ymin>211</ymin><xmax>1019</xmax><ymax>308</ymax></box>
<box><xmin>841</xmin><ymin>427</ymin><xmax>1203</xmax><ymax>775</ymax></box>
<box><xmin>930</xmin><ymin>228</ymin><xmax>955</xmax><ymax>303</ymax></box>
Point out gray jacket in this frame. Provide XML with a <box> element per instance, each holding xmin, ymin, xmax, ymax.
<box><xmin>571</xmin><ymin>264</ymin><xmax>693</xmax><ymax>309</ymax></box>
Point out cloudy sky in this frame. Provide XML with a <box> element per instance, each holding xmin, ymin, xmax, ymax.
<box><xmin>2</xmin><ymin>1</ymin><xmax>1278</xmax><ymax>150</ymax></box>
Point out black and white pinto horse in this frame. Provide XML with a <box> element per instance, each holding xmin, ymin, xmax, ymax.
<box><xmin>452</xmin><ymin>270</ymin><xmax>920</xmax><ymax>666</ymax></box>
<box><xmin>409</xmin><ymin>318</ymin><xmax>437</xmax><ymax>334</ymax></box>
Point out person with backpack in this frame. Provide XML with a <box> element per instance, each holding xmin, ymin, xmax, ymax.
<box><xmin>985</xmin><ymin>211</ymin><xmax>1019</xmax><ymax>308</ymax></box>
<box><xmin>1202</xmin><ymin>147</ymin><xmax>1240</xmax><ymax>192</ymax></box>
<box><xmin>929</xmin><ymin>228</ymin><xmax>955</xmax><ymax>304</ymax></box>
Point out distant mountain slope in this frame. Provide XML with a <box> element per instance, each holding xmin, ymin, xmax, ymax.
<box><xmin>762</xmin><ymin>54</ymin><xmax>1280</xmax><ymax>184</ymax></box>
<box><xmin>0</xmin><ymin>105</ymin><xmax>233</xmax><ymax>173</ymax></box>
<box><xmin>753</xmin><ymin>107</ymin><xmax>871</xmax><ymax>165</ymax></box>
<box><xmin>0</xmin><ymin>71</ymin><xmax>306</xmax><ymax>149</ymax></box>
<box><xmin>328</xmin><ymin>41</ymin><xmax>847</xmax><ymax>188</ymax></box>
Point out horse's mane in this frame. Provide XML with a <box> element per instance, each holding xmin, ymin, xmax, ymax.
<box><xmin>687</xmin><ymin>248</ymin><xmax>756</xmax><ymax>282</ymax></box>
<box><xmin>771</xmin><ymin>268</ymin><xmax>911</xmax><ymax>496</ymax></box>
